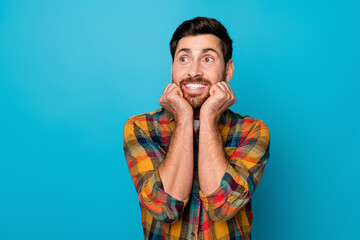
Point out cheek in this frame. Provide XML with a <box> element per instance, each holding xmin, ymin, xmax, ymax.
<box><xmin>172</xmin><ymin>67</ymin><xmax>188</xmax><ymax>81</ymax></box>
<box><xmin>208</xmin><ymin>69</ymin><xmax>225</xmax><ymax>82</ymax></box>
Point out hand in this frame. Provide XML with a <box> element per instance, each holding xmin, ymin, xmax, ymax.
<box><xmin>159</xmin><ymin>83</ymin><xmax>193</xmax><ymax>122</ymax></box>
<box><xmin>200</xmin><ymin>82</ymin><xmax>236</xmax><ymax>122</ymax></box>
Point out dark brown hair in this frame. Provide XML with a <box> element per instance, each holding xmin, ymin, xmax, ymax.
<box><xmin>170</xmin><ymin>17</ymin><xmax>233</xmax><ymax>64</ymax></box>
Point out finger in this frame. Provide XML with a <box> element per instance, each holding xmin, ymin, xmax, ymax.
<box><xmin>209</xmin><ymin>84</ymin><xmax>221</xmax><ymax>95</ymax></box>
<box><xmin>215</xmin><ymin>82</ymin><xmax>230</xmax><ymax>100</ymax></box>
<box><xmin>219</xmin><ymin>82</ymin><xmax>235</xmax><ymax>99</ymax></box>
<box><xmin>221</xmin><ymin>82</ymin><xmax>236</xmax><ymax>103</ymax></box>
<box><xmin>225</xmin><ymin>83</ymin><xmax>234</xmax><ymax>95</ymax></box>
<box><xmin>160</xmin><ymin>84</ymin><xmax>176</xmax><ymax>104</ymax></box>
<box><xmin>216</xmin><ymin>82</ymin><xmax>228</xmax><ymax>92</ymax></box>
<box><xmin>222</xmin><ymin>82</ymin><xmax>235</xmax><ymax>96</ymax></box>
<box><xmin>163</xmin><ymin>83</ymin><xmax>171</xmax><ymax>91</ymax></box>
<box><xmin>168</xmin><ymin>83</ymin><xmax>184</xmax><ymax>97</ymax></box>
<box><xmin>218</xmin><ymin>81</ymin><xmax>231</xmax><ymax>92</ymax></box>
<box><xmin>174</xmin><ymin>85</ymin><xmax>184</xmax><ymax>97</ymax></box>
<box><xmin>162</xmin><ymin>83</ymin><xmax>173</xmax><ymax>94</ymax></box>
<box><xmin>168</xmin><ymin>83</ymin><xmax>180</xmax><ymax>93</ymax></box>
<box><xmin>165</xmin><ymin>83</ymin><xmax>178</xmax><ymax>93</ymax></box>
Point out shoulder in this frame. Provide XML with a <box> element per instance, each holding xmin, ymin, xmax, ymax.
<box><xmin>127</xmin><ymin>108</ymin><xmax>164</xmax><ymax>124</ymax></box>
<box><xmin>224</xmin><ymin>109</ymin><xmax>270</xmax><ymax>139</ymax></box>
<box><xmin>225</xmin><ymin>109</ymin><xmax>268</xmax><ymax>127</ymax></box>
<box><xmin>124</xmin><ymin>108</ymin><xmax>171</xmax><ymax>133</ymax></box>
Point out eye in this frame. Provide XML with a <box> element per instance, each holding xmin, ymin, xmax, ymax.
<box><xmin>204</xmin><ymin>57</ymin><xmax>214</xmax><ymax>63</ymax></box>
<box><xmin>179</xmin><ymin>56</ymin><xmax>189</xmax><ymax>63</ymax></box>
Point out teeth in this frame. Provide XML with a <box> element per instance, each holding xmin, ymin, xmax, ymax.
<box><xmin>185</xmin><ymin>83</ymin><xmax>207</xmax><ymax>89</ymax></box>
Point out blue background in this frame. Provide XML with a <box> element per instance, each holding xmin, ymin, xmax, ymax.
<box><xmin>1</xmin><ymin>0</ymin><xmax>359</xmax><ymax>239</ymax></box>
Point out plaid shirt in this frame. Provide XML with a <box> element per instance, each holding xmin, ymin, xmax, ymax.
<box><xmin>123</xmin><ymin>108</ymin><xmax>270</xmax><ymax>240</ymax></box>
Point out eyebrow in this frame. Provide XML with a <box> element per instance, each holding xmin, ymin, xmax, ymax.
<box><xmin>175</xmin><ymin>48</ymin><xmax>220</xmax><ymax>57</ymax></box>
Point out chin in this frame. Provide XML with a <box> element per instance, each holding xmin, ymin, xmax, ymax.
<box><xmin>185</xmin><ymin>94</ymin><xmax>209</xmax><ymax>109</ymax></box>
<box><xmin>188</xmin><ymin>99</ymin><xmax>204</xmax><ymax>109</ymax></box>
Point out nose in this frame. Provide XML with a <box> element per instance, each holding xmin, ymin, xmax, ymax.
<box><xmin>188</xmin><ymin>60</ymin><xmax>203</xmax><ymax>78</ymax></box>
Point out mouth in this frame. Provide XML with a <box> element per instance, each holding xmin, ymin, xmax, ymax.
<box><xmin>183</xmin><ymin>83</ymin><xmax>209</xmax><ymax>94</ymax></box>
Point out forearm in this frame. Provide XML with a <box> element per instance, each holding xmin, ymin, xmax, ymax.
<box><xmin>124</xmin><ymin>117</ymin><xmax>191</xmax><ymax>223</ymax></box>
<box><xmin>159</xmin><ymin>118</ymin><xmax>194</xmax><ymax>201</ymax></box>
<box><xmin>197</xmin><ymin>117</ymin><xmax>270</xmax><ymax>221</ymax></box>
<box><xmin>198</xmin><ymin>116</ymin><xmax>228</xmax><ymax>196</ymax></box>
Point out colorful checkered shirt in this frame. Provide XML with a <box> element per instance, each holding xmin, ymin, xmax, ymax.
<box><xmin>123</xmin><ymin>108</ymin><xmax>270</xmax><ymax>240</ymax></box>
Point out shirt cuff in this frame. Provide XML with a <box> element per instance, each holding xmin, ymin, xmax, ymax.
<box><xmin>140</xmin><ymin>168</ymin><xmax>189</xmax><ymax>222</ymax></box>
<box><xmin>199</xmin><ymin>163</ymin><xmax>250</xmax><ymax>210</ymax></box>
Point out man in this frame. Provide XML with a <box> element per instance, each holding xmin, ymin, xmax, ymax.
<box><xmin>123</xmin><ymin>17</ymin><xmax>270</xmax><ymax>240</ymax></box>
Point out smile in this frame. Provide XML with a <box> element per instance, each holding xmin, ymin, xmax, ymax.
<box><xmin>184</xmin><ymin>83</ymin><xmax>208</xmax><ymax>89</ymax></box>
<box><xmin>183</xmin><ymin>83</ymin><xmax>209</xmax><ymax>94</ymax></box>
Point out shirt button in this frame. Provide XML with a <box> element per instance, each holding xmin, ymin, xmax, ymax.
<box><xmin>191</xmin><ymin>232</ymin><xmax>195</xmax><ymax>237</ymax></box>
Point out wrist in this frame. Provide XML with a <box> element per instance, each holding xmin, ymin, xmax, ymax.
<box><xmin>199</xmin><ymin>110</ymin><xmax>219</xmax><ymax>124</ymax></box>
<box><xmin>174</xmin><ymin>107</ymin><xmax>193</xmax><ymax>121</ymax></box>
<box><xmin>175</xmin><ymin>114</ymin><xmax>193</xmax><ymax>126</ymax></box>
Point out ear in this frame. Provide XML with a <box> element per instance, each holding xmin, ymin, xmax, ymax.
<box><xmin>225</xmin><ymin>59</ymin><xmax>234</xmax><ymax>82</ymax></box>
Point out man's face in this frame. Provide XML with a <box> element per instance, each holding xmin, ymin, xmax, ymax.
<box><xmin>171</xmin><ymin>34</ymin><xmax>233</xmax><ymax>109</ymax></box>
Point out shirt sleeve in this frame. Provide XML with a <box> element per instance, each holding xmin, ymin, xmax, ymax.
<box><xmin>199</xmin><ymin>119</ymin><xmax>270</xmax><ymax>221</ymax></box>
<box><xmin>123</xmin><ymin>118</ymin><xmax>189</xmax><ymax>223</ymax></box>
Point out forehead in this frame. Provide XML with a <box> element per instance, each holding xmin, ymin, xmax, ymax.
<box><xmin>175</xmin><ymin>34</ymin><xmax>222</xmax><ymax>55</ymax></box>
